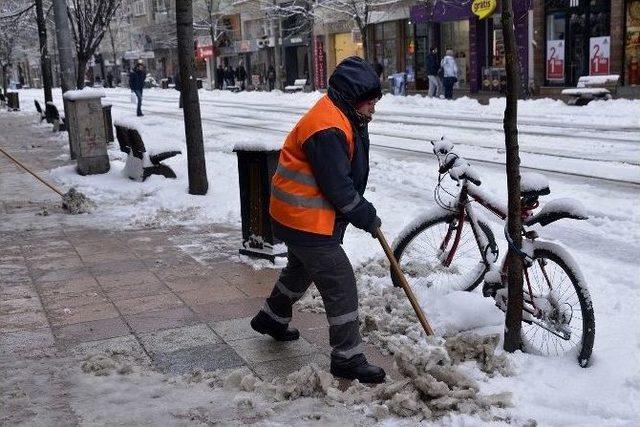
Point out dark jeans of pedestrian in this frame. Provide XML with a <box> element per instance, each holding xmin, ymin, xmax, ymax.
<box><xmin>134</xmin><ymin>89</ymin><xmax>143</xmax><ymax>115</ymax></box>
<box><xmin>268</xmin><ymin>80</ymin><xmax>275</xmax><ymax>91</ymax></box>
<box><xmin>259</xmin><ymin>244</ymin><xmax>363</xmax><ymax>361</ymax></box>
<box><xmin>443</xmin><ymin>77</ymin><xmax>456</xmax><ymax>99</ymax></box>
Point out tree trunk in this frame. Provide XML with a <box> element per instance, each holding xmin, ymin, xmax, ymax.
<box><xmin>76</xmin><ymin>57</ymin><xmax>87</xmax><ymax>89</ymax></box>
<box><xmin>109</xmin><ymin>24</ymin><xmax>118</xmax><ymax>84</ymax></box>
<box><xmin>502</xmin><ymin>0</ymin><xmax>524</xmax><ymax>353</ymax></box>
<box><xmin>176</xmin><ymin>0</ymin><xmax>209</xmax><ymax>195</ymax></box>
<box><xmin>52</xmin><ymin>0</ymin><xmax>75</xmax><ymax>93</ymax></box>
<box><xmin>35</xmin><ymin>0</ymin><xmax>53</xmax><ymax>121</ymax></box>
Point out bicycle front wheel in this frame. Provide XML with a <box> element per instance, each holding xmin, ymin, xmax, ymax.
<box><xmin>392</xmin><ymin>208</ymin><xmax>494</xmax><ymax>293</ymax></box>
<box><xmin>520</xmin><ymin>248</ymin><xmax>595</xmax><ymax>367</ymax></box>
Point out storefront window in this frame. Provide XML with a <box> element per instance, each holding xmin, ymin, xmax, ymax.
<box><xmin>626</xmin><ymin>0</ymin><xmax>640</xmax><ymax>85</ymax></box>
<box><xmin>545</xmin><ymin>1</ymin><xmax>611</xmax><ymax>86</ymax></box>
<box><xmin>441</xmin><ymin>20</ymin><xmax>469</xmax><ymax>87</ymax></box>
<box><xmin>405</xmin><ymin>21</ymin><xmax>415</xmax><ymax>80</ymax></box>
<box><xmin>492</xmin><ymin>15</ymin><xmax>505</xmax><ymax>68</ymax></box>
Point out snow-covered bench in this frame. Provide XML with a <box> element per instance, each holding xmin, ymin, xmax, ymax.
<box><xmin>46</xmin><ymin>102</ymin><xmax>66</xmax><ymax>132</ymax></box>
<box><xmin>284</xmin><ymin>79</ymin><xmax>307</xmax><ymax>93</ymax></box>
<box><xmin>561</xmin><ymin>75</ymin><xmax>619</xmax><ymax>106</ymax></box>
<box><xmin>114</xmin><ymin>122</ymin><xmax>181</xmax><ymax>182</ymax></box>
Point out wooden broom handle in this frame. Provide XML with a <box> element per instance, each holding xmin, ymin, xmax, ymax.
<box><xmin>375</xmin><ymin>227</ymin><xmax>435</xmax><ymax>336</ymax></box>
<box><xmin>0</xmin><ymin>147</ymin><xmax>64</xmax><ymax>196</ymax></box>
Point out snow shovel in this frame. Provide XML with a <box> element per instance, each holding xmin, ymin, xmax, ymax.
<box><xmin>375</xmin><ymin>228</ymin><xmax>435</xmax><ymax>336</ymax></box>
<box><xmin>0</xmin><ymin>146</ymin><xmax>93</xmax><ymax>214</ymax></box>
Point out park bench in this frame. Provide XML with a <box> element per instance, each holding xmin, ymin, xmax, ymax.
<box><xmin>284</xmin><ymin>79</ymin><xmax>307</xmax><ymax>93</ymax></box>
<box><xmin>114</xmin><ymin>123</ymin><xmax>181</xmax><ymax>182</ymax></box>
<box><xmin>561</xmin><ymin>74</ymin><xmax>620</xmax><ymax>106</ymax></box>
<box><xmin>46</xmin><ymin>102</ymin><xmax>67</xmax><ymax>132</ymax></box>
<box><xmin>34</xmin><ymin>100</ymin><xmax>47</xmax><ymax>122</ymax></box>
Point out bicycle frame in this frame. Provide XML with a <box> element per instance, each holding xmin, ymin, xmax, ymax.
<box><xmin>442</xmin><ymin>179</ymin><xmax>552</xmax><ymax>324</ymax></box>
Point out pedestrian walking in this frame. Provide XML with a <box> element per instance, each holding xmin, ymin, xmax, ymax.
<box><xmin>236</xmin><ymin>63</ymin><xmax>247</xmax><ymax>91</ymax></box>
<box><xmin>215</xmin><ymin>65</ymin><xmax>224</xmax><ymax>90</ymax></box>
<box><xmin>440</xmin><ymin>49</ymin><xmax>458</xmax><ymax>100</ymax></box>
<box><xmin>129</xmin><ymin>63</ymin><xmax>146</xmax><ymax>116</ymax></box>
<box><xmin>106</xmin><ymin>71</ymin><xmax>114</xmax><ymax>88</ymax></box>
<box><xmin>267</xmin><ymin>65</ymin><xmax>276</xmax><ymax>91</ymax></box>
<box><xmin>426</xmin><ymin>47</ymin><xmax>440</xmax><ymax>98</ymax></box>
<box><xmin>250</xmin><ymin>56</ymin><xmax>386</xmax><ymax>384</ymax></box>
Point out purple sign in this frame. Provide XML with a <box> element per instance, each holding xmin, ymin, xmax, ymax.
<box><xmin>410</xmin><ymin>1</ymin><xmax>474</xmax><ymax>24</ymax></box>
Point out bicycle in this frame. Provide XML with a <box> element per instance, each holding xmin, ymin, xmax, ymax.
<box><xmin>390</xmin><ymin>138</ymin><xmax>595</xmax><ymax>367</ymax></box>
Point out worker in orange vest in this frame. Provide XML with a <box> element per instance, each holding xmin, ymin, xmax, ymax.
<box><xmin>250</xmin><ymin>57</ymin><xmax>385</xmax><ymax>383</ymax></box>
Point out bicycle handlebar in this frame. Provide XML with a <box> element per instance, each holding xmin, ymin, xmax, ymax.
<box><xmin>431</xmin><ymin>139</ymin><xmax>482</xmax><ymax>186</ymax></box>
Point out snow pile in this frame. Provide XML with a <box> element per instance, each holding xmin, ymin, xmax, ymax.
<box><xmin>62</xmin><ymin>187</ymin><xmax>96</xmax><ymax>214</ymax></box>
<box><xmin>81</xmin><ymin>352</ymin><xmax>135</xmax><ymax>377</ymax></box>
<box><xmin>520</xmin><ymin>172</ymin><xmax>549</xmax><ymax>193</ymax></box>
<box><xmin>63</xmin><ymin>87</ymin><xmax>106</xmax><ymax>101</ymax></box>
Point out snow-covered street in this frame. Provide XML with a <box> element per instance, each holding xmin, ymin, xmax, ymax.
<box><xmin>4</xmin><ymin>88</ymin><xmax>640</xmax><ymax>426</ymax></box>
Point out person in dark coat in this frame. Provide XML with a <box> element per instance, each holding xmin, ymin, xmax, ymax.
<box><xmin>372</xmin><ymin>58</ymin><xmax>384</xmax><ymax>80</ymax></box>
<box><xmin>106</xmin><ymin>71</ymin><xmax>114</xmax><ymax>88</ymax></box>
<box><xmin>267</xmin><ymin>65</ymin><xmax>276</xmax><ymax>91</ymax></box>
<box><xmin>250</xmin><ymin>57</ymin><xmax>385</xmax><ymax>384</ymax></box>
<box><xmin>215</xmin><ymin>65</ymin><xmax>224</xmax><ymax>90</ymax></box>
<box><xmin>224</xmin><ymin>65</ymin><xmax>235</xmax><ymax>87</ymax></box>
<box><xmin>426</xmin><ymin>47</ymin><xmax>440</xmax><ymax>98</ymax></box>
<box><xmin>173</xmin><ymin>71</ymin><xmax>182</xmax><ymax>108</ymax></box>
<box><xmin>129</xmin><ymin>63</ymin><xmax>146</xmax><ymax>116</ymax></box>
<box><xmin>236</xmin><ymin>63</ymin><xmax>247</xmax><ymax>91</ymax></box>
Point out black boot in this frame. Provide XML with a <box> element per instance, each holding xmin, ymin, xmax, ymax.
<box><xmin>250</xmin><ymin>311</ymin><xmax>299</xmax><ymax>341</ymax></box>
<box><xmin>330</xmin><ymin>353</ymin><xmax>386</xmax><ymax>384</ymax></box>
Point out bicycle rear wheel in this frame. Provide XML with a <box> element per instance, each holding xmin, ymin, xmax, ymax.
<box><xmin>392</xmin><ymin>208</ymin><xmax>494</xmax><ymax>293</ymax></box>
<box><xmin>519</xmin><ymin>248</ymin><xmax>595</xmax><ymax>367</ymax></box>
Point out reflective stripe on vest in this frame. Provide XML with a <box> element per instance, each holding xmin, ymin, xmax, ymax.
<box><xmin>269</xmin><ymin>95</ymin><xmax>354</xmax><ymax>236</ymax></box>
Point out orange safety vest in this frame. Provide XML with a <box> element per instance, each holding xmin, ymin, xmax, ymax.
<box><xmin>270</xmin><ymin>95</ymin><xmax>354</xmax><ymax>236</ymax></box>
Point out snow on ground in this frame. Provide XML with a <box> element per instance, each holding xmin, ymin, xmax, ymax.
<box><xmin>9</xmin><ymin>88</ymin><xmax>640</xmax><ymax>426</ymax></box>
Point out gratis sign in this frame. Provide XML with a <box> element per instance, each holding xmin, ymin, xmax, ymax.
<box><xmin>589</xmin><ymin>36</ymin><xmax>610</xmax><ymax>76</ymax></box>
<box><xmin>547</xmin><ymin>40</ymin><xmax>565</xmax><ymax>81</ymax></box>
<box><xmin>472</xmin><ymin>0</ymin><xmax>497</xmax><ymax>20</ymax></box>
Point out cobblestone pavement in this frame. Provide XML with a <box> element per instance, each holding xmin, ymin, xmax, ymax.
<box><xmin>0</xmin><ymin>111</ymin><xmax>395</xmax><ymax>424</ymax></box>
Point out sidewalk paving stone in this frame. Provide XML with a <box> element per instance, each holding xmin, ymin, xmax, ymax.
<box><xmin>95</xmin><ymin>270</ymin><xmax>164</xmax><ymax>290</ymax></box>
<box><xmin>138</xmin><ymin>324</ymin><xmax>221</xmax><ymax>355</ymax></box>
<box><xmin>115</xmin><ymin>293</ymin><xmax>185</xmax><ymax>316</ymax></box>
<box><xmin>36</xmin><ymin>277</ymin><xmax>101</xmax><ymax>296</ymax></box>
<box><xmin>252</xmin><ymin>352</ymin><xmax>331</xmax><ymax>381</ymax></box>
<box><xmin>125</xmin><ymin>306</ymin><xmax>199</xmax><ymax>334</ymax></box>
<box><xmin>228</xmin><ymin>336</ymin><xmax>316</xmax><ymax>365</ymax></box>
<box><xmin>192</xmin><ymin>296</ymin><xmax>264</xmax><ymax>322</ymax></box>
<box><xmin>153</xmin><ymin>343</ymin><xmax>245</xmax><ymax>375</ymax></box>
<box><xmin>47</xmin><ymin>302</ymin><xmax>119</xmax><ymax>327</ymax></box>
<box><xmin>178</xmin><ymin>284</ymin><xmax>246</xmax><ymax>306</ymax></box>
<box><xmin>0</xmin><ymin>311</ymin><xmax>49</xmax><ymax>333</ymax></box>
<box><xmin>0</xmin><ymin>328</ymin><xmax>55</xmax><ymax>357</ymax></box>
<box><xmin>0</xmin><ymin>296</ymin><xmax>44</xmax><ymax>315</ymax></box>
<box><xmin>209</xmin><ymin>316</ymin><xmax>262</xmax><ymax>342</ymax></box>
<box><xmin>53</xmin><ymin>317</ymin><xmax>130</xmax><ymax>348</ymax></box>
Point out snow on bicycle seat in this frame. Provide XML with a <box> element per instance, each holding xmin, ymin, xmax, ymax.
<box><xmin>521</xmin><ymin>172</ymin><xmax>550</xmax><ymax>198</ymax></box>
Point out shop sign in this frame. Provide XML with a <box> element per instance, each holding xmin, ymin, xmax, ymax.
<box><xmin>546</xmin><ymin>40</ymin><xmax>565</xmax><ymax>80</ymax></box>
<box><xmin>589</xmin><ymin>36</ymin><xmax>610</xmax><ymax>76</ymax></box>
<box><xmin>314</xmin><ymin>36</ymin><xmax>326</xmax><ymax>89</ymax></box>
<box><xmin>124</xmin><ymin>51</ymin><xmax>139</xmax><ymax>60</ymax></box>
<box><xmin>140</xmin><ymin>51</ymin><xmax>155</xmax><ymax>59</ymax></box>
<box><xmin>472</xmin><ymin>0</ymin><xmax>496</xmax><ymax>20</ymax></box>
<box><xmin>196</xmin><ymin>45</ymin><xmax>215</xmax><ymax>59</ymax></box>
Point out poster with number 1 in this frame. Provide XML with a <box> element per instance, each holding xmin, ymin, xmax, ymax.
<box><xmin>547</xmin><ymin>40</ymin><xmax>565</xmax><ymax>80</ymax></box>
<box><xmin>590</xmin><ymin>36</ymin><xmax>610</xmax><ymax>76</ymax></box>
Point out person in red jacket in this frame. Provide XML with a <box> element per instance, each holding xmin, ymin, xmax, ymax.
<box><xmin>250</xmin><ymin>56</ymin><xmax>385</xmax><ymax>384</ymax></box>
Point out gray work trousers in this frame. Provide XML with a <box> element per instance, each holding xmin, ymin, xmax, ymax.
<box><xmin>260</xmin><ymin>244</ymin><xmax>362</xmax><ymax>360</ymax></box>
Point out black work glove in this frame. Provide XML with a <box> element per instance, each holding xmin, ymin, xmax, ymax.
<box><xmin>368</xmin><ymin>216</ymin><xmax>382</xmax><ymax>239</ymax></box>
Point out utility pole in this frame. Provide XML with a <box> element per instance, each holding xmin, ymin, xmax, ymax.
<box><xmin>176</xmin><ymin>0</ymin><xmax>209</xmax><ymax>195</ymax></box>
<box><xmin>501</xmin><ymin>0</ymin><xmax>524</xmax><ymax>353</ymax></box>
<box><xmin>35</xmin><ymin>0</ymin><xmax>54</xmax><ymax>122</ymax></box>
<box><xmin>52</xmin><ymin>0</ymin><xmax>75</xmax><ymax>93</ymax></box>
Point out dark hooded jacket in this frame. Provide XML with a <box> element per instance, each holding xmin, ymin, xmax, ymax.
<box><xmin>272</xmin><ymin>56</ymin><xmax>382</xmax><ymax>246</ymax></box>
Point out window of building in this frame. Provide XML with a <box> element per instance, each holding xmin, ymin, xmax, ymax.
<box><xmin>374</xmin><ymin>21</ymin><xmax>398</xmax><ymax>78</ymax></box>
<box><xmin>405</xmin><ymin>21</ymin><xmax>415</xmax><ymax>80</ymax></box>
<box><xmin>441</xmin><ymin>20</ymin><xmax>469</xmax><ymax>86</ymax></box>
<box><xmin>132</xmin><ymin>0</ymin><xmax>145</xmax><ymax>16</ymax></box>
<box><xmin>155</xmin><ymin>0</ymin><xmax>168</xmax><ymax>14</ymax></box>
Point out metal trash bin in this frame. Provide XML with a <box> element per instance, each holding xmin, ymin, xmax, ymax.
<box><xmin>7</xmin><ymin>91</ymin><xmax>19</xmax><ymax>110</ymax></box>
<box><xmin>63</xmin><ymin>89</ymin><xmax>110</xmax><ymax>175</ymax></box>
<box><xmin>102</xmin><ymin>104</ymin><xmax>114</xmax><ymax>143</ymax></box>
<box><xmin>233</xmin><ymin>146</ymin><xmax>286</xmax><ymax>261</ymax></box>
